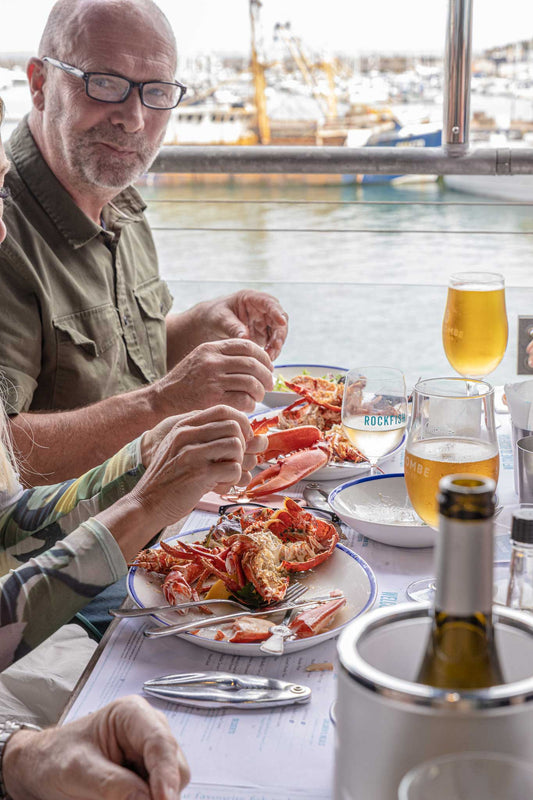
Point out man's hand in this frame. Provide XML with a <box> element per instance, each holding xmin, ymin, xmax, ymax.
<box><xmin>168</xmin><ymin>290</ymin><xmax>289</xmax><ymax>364</ymax></box>
<box><xmin>3</xmin><ymin>695</ymin><xmax>190</xmax><ymax>800</ymax></box>
<box><xmin>154</xmin><ymin>338</ymin><xmax>274</xmax><ymax>416</ymax></box>
<box><xmin>202</xmin><ymin>290</ymin><xmax>289</xmax><ymax>360</ymax></box>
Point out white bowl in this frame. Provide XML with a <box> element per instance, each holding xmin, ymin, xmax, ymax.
<box><xmin>263</xmin><ymin>363</ymin><xmax>348</xmax><ymax>408</ymax></box>
<box><xmin>328</xmin><ymin>473</ymin><xmax>435</xmax><ymax>548</ymax></box>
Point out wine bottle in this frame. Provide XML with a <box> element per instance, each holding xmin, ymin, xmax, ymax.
<box><xmin>416</xmin><ymin>474</ymin><xmax>504</xmax><ymax>689</ymax></box>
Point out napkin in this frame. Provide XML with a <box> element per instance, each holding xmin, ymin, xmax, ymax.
<box><xmin>504</xmin><ymin>379</ymin><xmax>533</xmax><ymax>431</ymax></box>
<box><xmin>196</xmin><ymin>491</ymin><xmax>301</xmax><ymax>513</ymax></box>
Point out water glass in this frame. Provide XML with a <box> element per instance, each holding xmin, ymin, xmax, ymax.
<box><xmin>517</xmin><ymin>435</ymin><xmax>533</xmax><ymax>504</ymax></box>
<box><xmin>398</xmin><ymin>751</ymin><xmax>533</xmax><ymax>800</ymax></box>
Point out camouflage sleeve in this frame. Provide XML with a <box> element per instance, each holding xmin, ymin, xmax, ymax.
<box><xmin>0</xmin><ymin>438</ymin><xmax>145</xmax><ymax>668</ymax></box>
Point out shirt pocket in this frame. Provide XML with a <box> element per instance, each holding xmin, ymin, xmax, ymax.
<box><xmin>52</xmin><ymin>305</ymin><xmax>126</xmax><ymax>409</ymax></box>
<box><xmin>133</xmin><ymin>279</ymin><xmax>173</xmax><ymax>378</ymax></box>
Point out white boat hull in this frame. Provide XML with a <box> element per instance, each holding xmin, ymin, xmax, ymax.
<box><xmin>444</xmin><ymin>174</ymin><xmax>533</xmax><ymax>201</ymax></box>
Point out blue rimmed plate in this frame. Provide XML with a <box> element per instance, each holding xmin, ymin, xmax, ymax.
<box><xmin>127</xmin><ymin>527</ymin><xmax>377</xmax><ymax>656</ymax></box>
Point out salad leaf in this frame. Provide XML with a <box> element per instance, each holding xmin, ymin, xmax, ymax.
<box><xmin>272</xmin><ymin>369</ymin><xmax>344</xmax><ymax>392</ymax></box>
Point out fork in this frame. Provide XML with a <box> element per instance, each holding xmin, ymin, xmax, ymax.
<box><xmin>109</xmin><ymin>581</ymin><xmax>307</xmax><ymax>619</ymax></box>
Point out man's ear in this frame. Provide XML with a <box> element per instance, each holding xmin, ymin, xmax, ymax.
<box><xmin>27</xmin><ymin>58</ymin><xmax>47</xmax><ymax>111</ymax></box>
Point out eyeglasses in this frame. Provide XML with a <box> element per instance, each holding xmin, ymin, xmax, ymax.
<box><xmin>42</xmin><ymin>56</ymin><xmax>187</xmax><ymax>110</ymax></box>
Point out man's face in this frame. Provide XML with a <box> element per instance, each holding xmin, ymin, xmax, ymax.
<box><xmin>38</xmin><ymin>19</ymin><xmax>175</xmax><ymax>193</ymax></box>
<box><xmin>0</xmin><ymin>137</ymin><xmax>9</xmax><ymax>243</ymax></box>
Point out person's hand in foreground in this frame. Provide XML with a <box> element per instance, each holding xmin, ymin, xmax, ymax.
<box><xmin>98</xmin><ymin>405</ymin><xmax>267</xmax><ymax>561</ymax></box>
<box><xmin>140</xmin><ymin>404</ymin><xmax>266</xmax><ymax>499</ymax></box>
<box><xmin>3</xmin><ymin>695</ymin><xmax>190</xmax><ymax>800</ymax></box>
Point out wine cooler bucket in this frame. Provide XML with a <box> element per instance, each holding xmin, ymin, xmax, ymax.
<box><xmin>334</xmin><ymin>602</ymin><xmax>533</xmax><ymax>800</ymax></box>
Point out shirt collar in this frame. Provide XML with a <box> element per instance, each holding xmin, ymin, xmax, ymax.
<box><xmin>7</xmin><ymin>117</ymin><xmax>147</xmax><ymax>249</ymax></box>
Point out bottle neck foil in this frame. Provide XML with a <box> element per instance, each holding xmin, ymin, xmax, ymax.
<box><xmin>435</xmin><ymin>517</ymin><xmax>493</xmax><ymax>616</ymax></box>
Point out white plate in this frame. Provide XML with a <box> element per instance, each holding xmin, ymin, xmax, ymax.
<box><xmin>251</xmin><ymin>407</ymin><xmax>403</xmax><ymax>482</ymax></box>
<box><xmin>329</xmin><ymin>473</ymin><xmax>435</xmax><ymax>548</ymax></box>
<box><xmin>263</xmin><ymin>363</ymin><xmax>348</xmax><ymax>408</ymax></box>
<box><xmin>127</xmin><ymin>528</ymin><xmax>377</xmax><ymax>656</ymax></box>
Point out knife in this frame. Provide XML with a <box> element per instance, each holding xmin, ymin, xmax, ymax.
<box><xmin>143</xmin><ymin>594</ymin><xmax>343</xmax><ymax>638</ymax></box>
<box><xmin>143</xmin><ymin>671</ymin><xmax>311</xmax><ymax>708</ymax></box>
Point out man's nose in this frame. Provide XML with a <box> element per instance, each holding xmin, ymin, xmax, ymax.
<box><xmin>108</xmin><ymin>89</ymin><xmax>145</xmax><ymax>133</ymax></box>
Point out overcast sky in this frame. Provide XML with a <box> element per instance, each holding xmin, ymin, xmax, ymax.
<box><xmin>1</xmin><ymin>0</ymin><xmax>532</xmax><ymax>58</ymax></box>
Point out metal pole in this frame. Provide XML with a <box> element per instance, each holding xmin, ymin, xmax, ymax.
<box><xmin>444</xmin><ymin>0</ymin><xmax>473</xmax><ymax>151</ymax></box>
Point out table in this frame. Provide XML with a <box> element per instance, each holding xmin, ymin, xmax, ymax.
<box><xmin>61</xmin><ymin>413</ymin><xmax>517</xmax><ymax>800</ymax></box>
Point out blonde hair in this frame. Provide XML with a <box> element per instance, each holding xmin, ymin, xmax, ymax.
<box><xmin>0</xmin><ymin>400</ymin><xmax>21</xmax><ymax>496</ymax></box>
<box><xmin>0</xmin><ymin>110</ymin><xmax>21</xmax><ymax>494</ymax></box>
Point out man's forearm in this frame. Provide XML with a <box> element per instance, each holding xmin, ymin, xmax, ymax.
<box><xmin>9</xmin><ymin>386</ymin><xmax>161</xmax><ymax>486</ymax></box>
<box><xmin>165</xmin><ymin>305</ymin><xmax>211</xmax><ymax>368</ymax></box>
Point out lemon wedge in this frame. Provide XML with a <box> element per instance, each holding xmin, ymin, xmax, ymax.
<box><xmin>205</xmin><ymin>579</ymin><xmax>232</xmax><ymax>600</ymax></box>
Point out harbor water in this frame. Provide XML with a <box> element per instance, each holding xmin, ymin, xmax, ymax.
<box><xmin>141</xmin><ymin>178</ymin><xmax>533</xmax><ymax>385</ymax></box>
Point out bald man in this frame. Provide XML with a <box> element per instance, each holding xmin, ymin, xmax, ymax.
<box><xmin>0</xmin><ymin>0</ymin><xmax>288</xmax><ymax>487</ymax></box>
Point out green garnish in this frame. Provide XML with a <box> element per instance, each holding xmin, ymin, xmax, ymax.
<box><xmin>232</xmin><ymin>582</ymin><xmax>265</xmax><ymax>608</ymax></box>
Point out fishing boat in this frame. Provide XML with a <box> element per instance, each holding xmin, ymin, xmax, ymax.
<box><xmin>443</xmin><ymin>132</ymin><xmax>533</xmax><ymax>201</ymax></box>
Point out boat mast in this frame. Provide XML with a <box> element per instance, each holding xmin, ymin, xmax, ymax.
<box><xmin>249</xmin><ymin>0</ymin><xmax>271</xmax><ymax>144</ymax></box>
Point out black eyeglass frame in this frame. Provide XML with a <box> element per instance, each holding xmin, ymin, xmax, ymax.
<box><xmin>42</xmin><ymin>56</ymin><xmax>187</xmax><ymax>110</ymax></box>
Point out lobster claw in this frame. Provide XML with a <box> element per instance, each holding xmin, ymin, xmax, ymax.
<box><xmin>244</xmin><ymin>447</ymin><xmax>329</xmax><ymax>499</ymax></box>
<box><xmin>258</xmin><ymin>425</ymin><xmax>323</xmax><ymax>462</ymax></box>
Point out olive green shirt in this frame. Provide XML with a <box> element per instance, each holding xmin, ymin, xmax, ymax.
<box><xmin>0</xmin><ymin>118</ymin><xmax>173</xmax><ymax>414</ymax></box>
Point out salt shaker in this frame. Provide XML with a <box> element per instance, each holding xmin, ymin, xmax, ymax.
<box><xmin>506</xmin><ymin>509</ymin><xmax>533</xmax><ymax>611</ymax></box>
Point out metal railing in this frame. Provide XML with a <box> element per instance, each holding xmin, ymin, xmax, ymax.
<box><xmin>152</xmin><ymin>144</ymin><xmax>533</xmax><ymax>176</ymax></box>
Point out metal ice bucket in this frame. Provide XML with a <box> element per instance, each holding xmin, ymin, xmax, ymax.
<box><xmin>334</xmin><ymin>602</ymin><xmax>533</xmax><ymax>800</ymax></box>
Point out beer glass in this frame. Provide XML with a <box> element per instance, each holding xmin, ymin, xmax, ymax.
<box><xmin>341</xmin><ymin>367</ymin><xmax>407</xmax><ymax>474</ymax></box>
<box><xmin>442</xmin><ymin>272</ymin><xmax>508</xmax><ymax>379</ymax></box>
<box><xmin>404</xmin><ymin>377</ymin><xmax>499</xmax><ymax>601</ymax></box>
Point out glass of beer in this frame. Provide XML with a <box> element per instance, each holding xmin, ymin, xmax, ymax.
<box><xmin>342</xmin><ymin>366</ymin><xmax>407</xmax><ymax>474</ymax></box>
<box><xmin>404</xmin><ymin>377</ymin><xmax>499</xmax><ymax>601</ymax></box>
<box><xmin>442</xmin><ymin>272</ymin><xmax>508</xmax><ymax>379</ymax></box>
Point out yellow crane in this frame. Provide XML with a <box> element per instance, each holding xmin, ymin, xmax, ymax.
<box><xmin>249</xmin><ymin>0</ymin><xmax>271</xmax><ymax>144</ymax></box>
<box><xmin>273</xmin><ymin>21</ymin><xmax>339</xmax><ymax>122</ymax></box>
